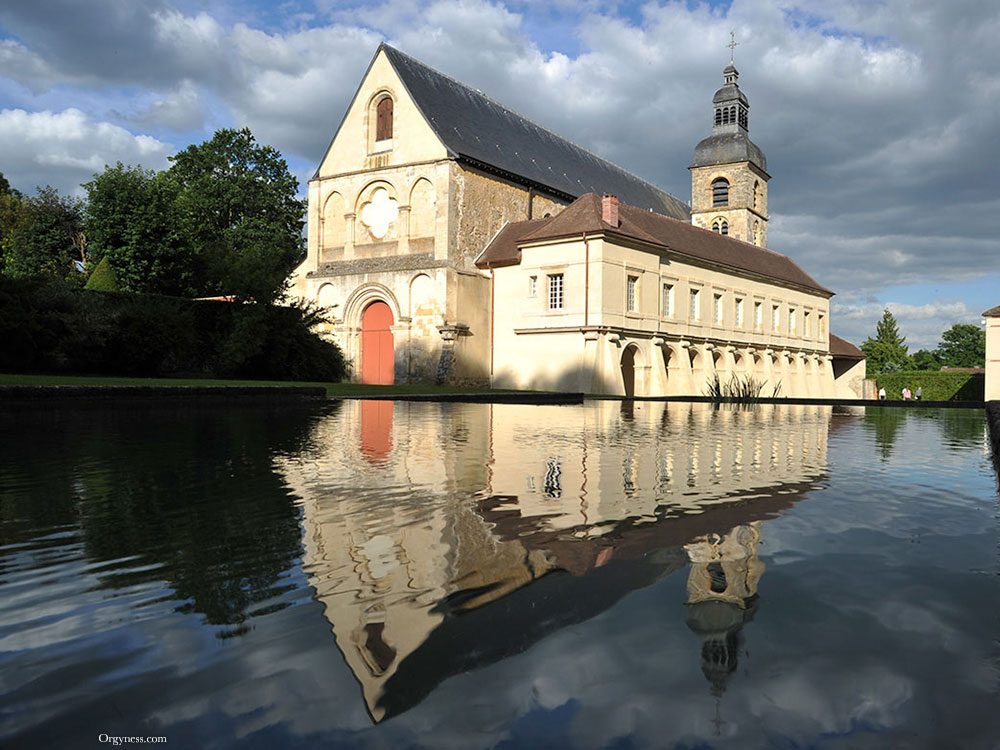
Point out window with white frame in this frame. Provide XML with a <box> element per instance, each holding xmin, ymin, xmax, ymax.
<box><xmin>819</xmin><ymin>314</ymin><xmax>826</xmax><ymax>337</ymax></box>
<box><xmin>713</xmin><ymin>293</ymin><xmax>723</xmax><ymax>325</ymax></box>
<box><xmin>754</xmin><ymin>301</ymin><xmax>763</xmax><ymax>331</ymax></box>
<box><xmin>548</xmin><ymin>273</ymin><xmax>563</xmax><ymax>310</ymax></box>
<box><xmin>689</xmin><ymin>288</ymin><xmax>701</xmax><ymax>321</ymax></box>
<box><xmin>662</xmin><ymin>282</ymin><xmax>674</xmax><ymax>318</ymax></box>
<box><xmin>804</xmin><ymin>311</ymin><xmax>811</xmax><ymax>338</ymax></box>
<box><xmin>735</xmin><ymin>297</ymin><xmax>745</xmax><ymax>328</ymax></box>
<box><xmin>528</xmin><ymin>275</ymin><xmax>537</xmax><ymax>297</ymax></box>
<box><xmin>789</xmin><ymin>308</ymin><xmax>797</xmax><ymax>335</ymax></box>
<box><xmin>772</xmin><ymin>304</ymin><xmax>780</xmax><ymax>332</ymax></box>
<box><xmin>626</xmin><ymin>274</ymin><xmax>639</xmax><ymax>313</ymax></box>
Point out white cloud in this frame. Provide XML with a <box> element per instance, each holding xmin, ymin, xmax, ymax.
<box><xmin>0</xmin><ymin>108</ymin><xmax>172</xmax><ymax>195</ymax></box>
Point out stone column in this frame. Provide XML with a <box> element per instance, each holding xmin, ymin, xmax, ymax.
<box><xmin>344</xmin><ymin>212</ymin><xmax>356</xmax><ymax>260</ymax></box>
<box><xmin>435</xmin><ymin>323</ymin><xmax>470</xmax><ymax>385</ymax></box>
<box><xmin>650</xmin><ymin>336</ymin><xmax>669</xmax><ymax>397</ymax></box>
<box><xmin>397</xmin><ymin>204</ymin><xmax>411</xmax><ymax>254</ymax></box>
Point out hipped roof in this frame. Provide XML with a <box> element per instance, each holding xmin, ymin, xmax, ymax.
<box><xmin>477</xmin><ymin>193</ymin><xmax>832</xmax><ymax>296</ymax></box>
<box><xmin>370</xmin><ymin>45</ymin><xmax>690</xmax><ymax>219</ymax></box>
<box><xmin>829</xmin><ymin>334</ymin><xmax>864</xmax><ymax>359</ymax></box>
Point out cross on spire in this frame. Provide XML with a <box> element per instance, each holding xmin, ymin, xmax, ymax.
<box><xmin>728</xmin><ymin>30</ymin><xmax>739</xmax><ymax>63</ymax></box>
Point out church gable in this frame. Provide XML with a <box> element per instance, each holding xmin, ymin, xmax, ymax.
<box><xmin>315</xmin><ymin>46</ymin><xmax>449</xmax><ymax>179</ymax></box>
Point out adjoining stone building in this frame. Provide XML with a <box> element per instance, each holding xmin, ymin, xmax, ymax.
<box><xmin>291</xmin><ymin>44</ymin><xmax>865</xmax><ymax>397</ymax></box>
<box><xmin>985</xmin><ymin>305</ymin><xmax>1000</xmax><ymax>401</ymax></box>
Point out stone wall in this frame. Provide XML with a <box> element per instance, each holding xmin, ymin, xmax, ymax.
<box><xmin>450</xmin><ymin>163</ymin><xmax>566</xmax><ymax>272</ymax></box>
<box><xmin>987</xmin><ymin>401</ymin><xmax>1000</xmax><ymax>475</ymax></box>
<box><xmin>690</xmin><ymin>161</ymin><xmax>768</xmax><ymax>246</ymax></box>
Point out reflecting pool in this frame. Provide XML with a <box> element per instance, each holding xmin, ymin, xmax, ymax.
<box><xmin>1</xmin><ymin>401</ymin><xmax>998</xmax><ymax>748</ymax></box>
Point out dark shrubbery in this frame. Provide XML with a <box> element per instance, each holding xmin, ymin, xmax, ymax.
<box><xmin>0</xmin><ymin>277</ymin><xmax>346</xmax><ymax>381</ymax></box>
<box><xmin>873</xmin><ymin>370</ymin><xmax>984</xmax><ymax>401</ymax></box>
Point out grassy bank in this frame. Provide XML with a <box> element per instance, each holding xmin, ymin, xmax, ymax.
<box><xmin>0</xmin><ymin>373</ymin><xmax>508</xmax><ymax>399</ymax></box>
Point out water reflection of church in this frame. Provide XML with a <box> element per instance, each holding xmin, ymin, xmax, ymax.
<box><xmin>278</xmin><ymin>401</ymin><xmax>833</xmax><ymax>721</ymax></box>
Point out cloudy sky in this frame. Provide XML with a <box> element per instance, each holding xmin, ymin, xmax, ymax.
<box><xmin>1</xmin><ymin>0</ymin><xmax>997</xmax><ymax>348</ymax></box>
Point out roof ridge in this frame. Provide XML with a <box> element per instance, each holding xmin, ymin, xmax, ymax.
<box><xmin>382</xmin><ymin>44</ymin><xmax>685</xmax><ymax>208</ymax></box>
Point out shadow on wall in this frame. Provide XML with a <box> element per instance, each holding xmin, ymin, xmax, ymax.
<box><xmin>492</xmin><ymin>363</ymin><xmax>618</xmax><ymax>395</ymax></box>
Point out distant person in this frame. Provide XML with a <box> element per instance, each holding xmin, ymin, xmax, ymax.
<box><xmin>878</xmin><ymin>386</ymin><xmax>886</xmax><ymax>400</ymax></box>
<box><xmin>915</xmin><ymin>386</ymin><xmax>922</xmax><ymax>401</ymax></box>
<box><xmin>902</xmin><ymin>386</ymin><xmax>912</xmax><ymax>400</ymax></box>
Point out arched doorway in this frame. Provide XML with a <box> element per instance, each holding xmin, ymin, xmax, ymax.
<box><xmin>361</xmin><ymin>301</ymin><xmax>394</xmax><ymax>384</ymax></box>
<box><xmin>621</xmin><ymin>345</ymin><xmax>638</xmax><ymax>398</ymax></box>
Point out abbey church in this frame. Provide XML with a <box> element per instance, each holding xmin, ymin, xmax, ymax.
<box><xmin>290</xmin><ymin>44</ymin><xmax>865</xmax><ymax>398</ymax></box>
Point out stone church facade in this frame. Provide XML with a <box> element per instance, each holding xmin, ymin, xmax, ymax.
<box><xmin>290</xmin><ymin>44</ymin><xmax>865</xmax><ymax>397</ymax></box>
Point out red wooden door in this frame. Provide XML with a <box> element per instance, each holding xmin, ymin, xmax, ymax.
<box><xmin>361</xmin><ymin>301</ymin><xmax>394</xmax><ymax>385</ymax></box>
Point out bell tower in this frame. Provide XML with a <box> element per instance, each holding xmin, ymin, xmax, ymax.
<box><xmin>690</xmin><ymin>38</ymin><xmax>770</xmax><ymax>246</ymax></box>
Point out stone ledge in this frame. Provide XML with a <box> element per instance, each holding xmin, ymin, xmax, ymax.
<box><xmin>0</xmin><ymin>385</ymin><xmax>327</xmax><ymax>404</ymax></box>
<box><xmin>308</xmin><ymin>253</ymin><xmax>445</xmax><ymax>277</ymax></box>
<box><xmin>339</xmin><ymin>392</ymin><xmax>583</xmax><ymax>404</ymax></box>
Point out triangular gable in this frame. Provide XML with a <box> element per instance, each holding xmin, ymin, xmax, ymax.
<box><xmin>314</xmin><ymin>43</ymin><xmax>449</xmax><ymax>179</ymax></box>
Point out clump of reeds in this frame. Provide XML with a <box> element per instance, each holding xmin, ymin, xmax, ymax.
<box><xmin>704</xmin><ymin>374</ymin><xmax>780</xmax><ymax>402</ymax></box>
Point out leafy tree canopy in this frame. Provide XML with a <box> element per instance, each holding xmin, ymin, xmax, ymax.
<box><xmin>860</xmin><ymin>308</ymin><xmax>910</xmax><ymax>375</ymax></box>
<box><xmin>83</xmin><ymin>163</ymin><xmax>190</xmax><ymax>296</ymax></box>
<box><xmin>167</xmin><ymin>128</ymin><xmax>305</xmax><ymax>303</ymax></box>
<box><xmin>2</xmin><ymin>186</ymin><xmax>84</xmax><ymax>282</ymax></box>
<box><xmin>936</xmin><ymin>323</ymin><xmax>985</xmax><ymax>368</ymax></box>
<box><xmin>910</xmin><ymin>348</ymin><xmax>941</xmax><ymax>371</ymax></box>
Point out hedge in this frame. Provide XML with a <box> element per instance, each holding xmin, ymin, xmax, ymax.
<box><xmin>872</xmin><ymin>370</ymin><xmax>984</xmax><ymax>401</ymax></box>
<box><xmin>0</xmin><ymin>276</ymin><xmax>347</xmax><ymax>382</ymax></box>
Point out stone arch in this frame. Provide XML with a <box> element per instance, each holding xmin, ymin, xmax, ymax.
<box><xmin>621</xmin><ymin>343</ymin><xmax>644</xmax><ymax>398</ymax></box>
<box><xmin>409</xmin><ymin>272</ymin><xmax>435</xmax><ymax>318</ymax></box>
<box><xmin>343</xmin><ymin>283</ymin><xmax>402</xmax><ymax>330</ymax></box>
<box><xmin>356</xmin><ymin>180</ymin><xmax>399</xmax><ymax>242</ymax></box>
<box><xmin>408</xmin><ymin>178</ymin><xmax>436</xmax><ymax>238</ymax></box>
<box><xmin>316</xmin><ymin>282</ymin><xmax>337</xmax><ymax>309</ymax></box>
<box><xmin>322</xmin><ymin>191</ymin><xmax>346</xmax><ymax>256</ymax></box>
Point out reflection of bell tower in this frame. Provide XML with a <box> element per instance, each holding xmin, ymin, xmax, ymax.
<box><xmin>684</xmin><ymin>523</ymin><xmax>764</xmax><ymax>697</ymax></box>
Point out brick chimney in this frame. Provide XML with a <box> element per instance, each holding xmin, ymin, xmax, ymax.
<box><xmin>601</xmin><ymin>194</ymin><xmax>619</xmax><ymax>227</ymax></box>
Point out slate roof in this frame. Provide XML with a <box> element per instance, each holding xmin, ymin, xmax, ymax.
<box><xmin>829</xmin><ymin>334</ymin><xmax>864</xmax><ymax>360</ymax></box>
<box><xmin>476</xmin><ymin>193</ymin><xmax>832</xmax><ymax>296</ymax></box>
<box><xmin>376</xmin><ymin>45</ymin><xmax>691</xmax><ymax>220</ymax></box>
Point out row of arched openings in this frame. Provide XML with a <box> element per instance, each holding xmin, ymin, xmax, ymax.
<box><xmin>714</xmin><ymin>105</ymin><xmax>748</xmax><ymax>129</ymax></box>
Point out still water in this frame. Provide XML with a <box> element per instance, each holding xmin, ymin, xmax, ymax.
<box><xmin>1</xmin><ymin>400</ymin><xmax>998</xmax><ymax>749</ymax></box>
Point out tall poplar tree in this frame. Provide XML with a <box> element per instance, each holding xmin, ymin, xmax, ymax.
<box><xmin>861</xmin><ymin>308</ymin><xmax>910</xmax><ymax>374</ymax></box>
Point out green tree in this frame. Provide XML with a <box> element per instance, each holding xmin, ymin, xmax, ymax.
<box><xmin>2</xmin><ymin>186</ymin><xmax>84</xmax><ymax>281</ymax></box>
<box><xmin>910</xmin><ymin>348</ymin><xmax>940</xmax><ymax>371</ymax></box>
<box><xmin>167</xmin><ymin>128</ymin><xmax>305</xmax><ymax>303</ymax></box>
<box><xmin>83</xmin><ymin>255</ymin><xmax>119</xmax><ymax>292</ymax></box>
<box><xmin>860</xmin><ymin>308</ymin><xmax>910</xmax><ymax>375</ymax></box>
<box><xmin>936</xmin><ymin>323</ymin><xmax>985</xmax><ymax>368</ymax></box>
<box><xmin>0</xmin><ymin>187</ymin><xmax>25</xmax><ymax>274</ymax></box>
<box><xmin>83</xmin><ymin>163</ymin><xmax>191</xmax><ymax>295</ymax></box>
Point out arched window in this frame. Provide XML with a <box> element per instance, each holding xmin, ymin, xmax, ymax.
<box><xmin>376</xmin><ymin>97</ymin><xmax>393</xmax><ymax>142</ymax></box>
<box><xmin>753</xmin><ymin>221</ymin><xmax>761</xmax><ymax>245</ymax></box>
<box><xmin>752</xmin><ymin>180</ymin><xmax>760</xmax><ymax>209</ymax></box>
<box><xmin>712</xmin><ymin>178</ymin><xmax>729</xmax><ymax>207</ymax></box>
<box><xmin>712</xmin><ymin>219</ymin><xmax>728</xmax><ymax>235</ymax></box>
<box><xmin>715</xmin><ymin>108</ymin><xmax>722</xmax><ymax>126</ymax></box>
<box><xmin>738</xmin><ymin>107</ymin><xmax>748</xmax><ymax>129</ymax></box>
